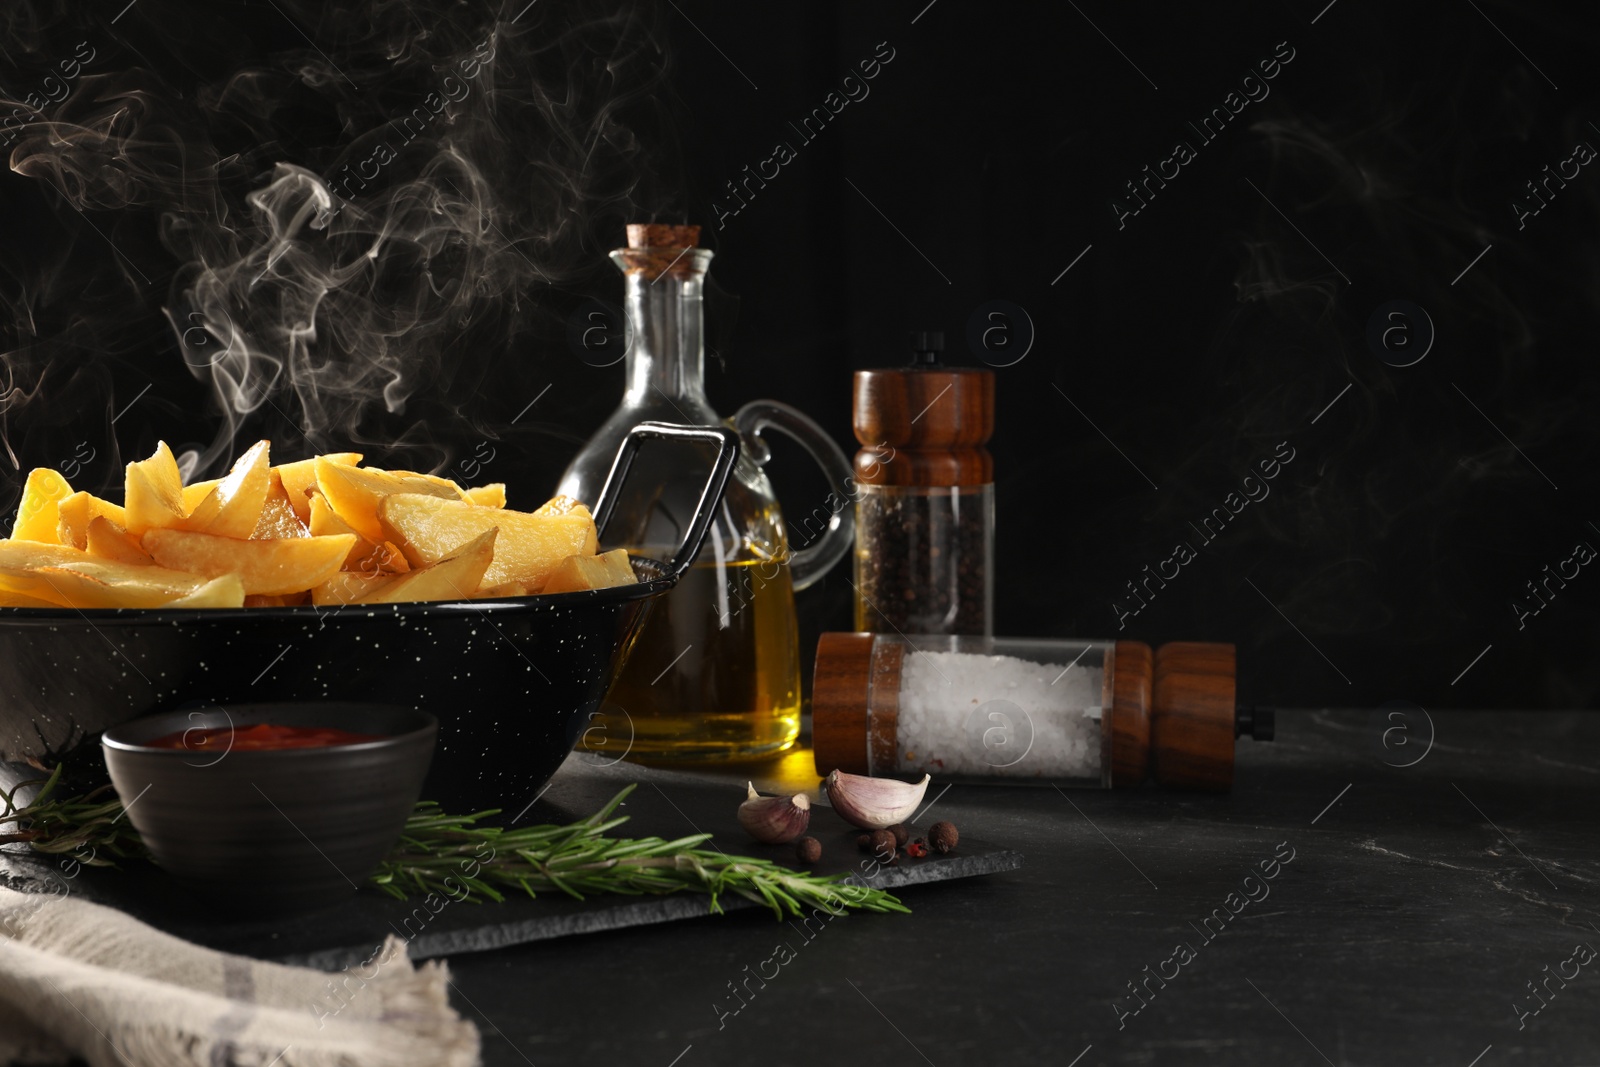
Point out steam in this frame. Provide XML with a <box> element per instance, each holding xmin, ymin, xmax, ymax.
<box><xmin>1</xmin><ymin>0</ymin><xmax>682</xmax><ymax>491</ymax></box>
<box><xmin>163</xmin><ymin>153</ymin><xmax>524</xmax><ymax>474</ymax></box>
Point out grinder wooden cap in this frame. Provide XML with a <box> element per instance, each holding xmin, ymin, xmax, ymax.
<box><xmin>853</xmin><ymin>368</ymin><xmax>994</xmax><ymax>450</ymax></box>
<box><xmin>852</xmin><ymin>369</ymin><xmax>994</xmax><ymax>488</ymax></box>
<box><xmin>812</xmin><ymin>632</ymin><xmax>902</xmax><ymax>776</ymax></box>
<box><xmin>1109</xmin><ymin>640</ymin><xmax>1153</xmax><ymax>786</ymax></box>
<box><xmin>1150</xmin><ymin>641</ymin><xmax>1238</xmax><ymax>791</ymax></box>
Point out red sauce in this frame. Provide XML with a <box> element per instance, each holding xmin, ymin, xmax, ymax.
<box><xmin>145</xmin><ymin>723</ymin><xmax>386</xmax><ymax>751</ymax></box>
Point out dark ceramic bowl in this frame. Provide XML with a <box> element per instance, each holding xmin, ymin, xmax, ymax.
<box><xmin>101</xmin><ymin>703</ymin><xmax>435</xmax><ymax>910</ymax></box>
<box><xmin>0</xmin><ymin>423</ymin><xmax>739</xmax><ymax>814</ymax></box>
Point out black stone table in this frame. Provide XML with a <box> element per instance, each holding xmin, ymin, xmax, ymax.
<box><xmin>7</xmin><ymin>709</ymin><xmax>1597</xmax><ymax>1065</ymax></box>
<box><xmin>445</xmin><ymin>710</ymin><xmax>1600</xmax><ymax>1066</ymax></box>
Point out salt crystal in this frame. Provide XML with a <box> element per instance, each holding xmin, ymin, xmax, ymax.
<box><xmin>894</xmin><ymin>650</ymin><xmax>1104</xmax><ymax>783</ymax></box>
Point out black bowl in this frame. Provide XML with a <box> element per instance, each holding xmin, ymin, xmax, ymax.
<box><xmin>4</xmin><ymin>560</ymin><xmax>665</xmax><ymax>814</ymax></box>
<box><xmin>101</xmin><ymin>703</ymin><xmax>435</xmax><ymax>911</ymax></box>
<box><xmin>0</xmin><ymin>423</ymin><xmax>740</xmax><ymax>814</ymax></box>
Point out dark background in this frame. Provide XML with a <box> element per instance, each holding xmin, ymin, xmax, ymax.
<box><xmin>2</xmin><ymin>0</ymin><xmax>1598</xmax><ymax>710</ymax></box>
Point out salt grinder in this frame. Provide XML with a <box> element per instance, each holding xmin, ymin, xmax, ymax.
<box><xmin>852</xmin><ymin>331</ymin><xmax>994</xmax><ymax>636</ymax></box>
<box><xmin>812</xmin><ymin>634</ymin><xmax>1274</xmax><ymax>791</ymax></box>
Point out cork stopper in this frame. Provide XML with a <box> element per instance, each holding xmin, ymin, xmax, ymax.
<box><xmin>615</xmin><ymin>223</ymin><xmax>709</xmax><ymax>280</ymax></box>
<box><xmin>626</xmin><ymin>224</ymin><xmax>701</xmax><ymax>249</ymax></box>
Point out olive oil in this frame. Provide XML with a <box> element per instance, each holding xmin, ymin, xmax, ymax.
<box><xmin>558</xmin><ymin>225</ymin><xmax>856</xmax><ymax>760</ymax></box>
<box><xmin>585</xmin><ymin>558</ymin><xmax>801</xmax><ymax>760</ymax></box>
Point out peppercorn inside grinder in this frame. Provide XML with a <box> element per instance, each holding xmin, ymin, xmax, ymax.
<box><xmin>812</xmin><ymin>634</ymin><xmax>1274</xmax><ymax>791</ymax></box>
<box><xmin>853</xmin><ymin>332</ymin><xmax>994</xmax><ymax>637</ymax></box>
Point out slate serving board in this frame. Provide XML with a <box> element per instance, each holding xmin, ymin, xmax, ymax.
<box><xmin>0</xmin><ymin>755</ymin><xmax>1022</xmax><ymax>970</ymax></box>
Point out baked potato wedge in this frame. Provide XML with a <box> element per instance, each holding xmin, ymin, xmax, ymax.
<box><xmin>378</xmin><ymin>493</ymin><xmax>596</xmax><ymax>590</ymax></box>
<box><xmin>142</xmin><ymin>529</ymin><xmax>355</xmax><ymax>597</ymax></box>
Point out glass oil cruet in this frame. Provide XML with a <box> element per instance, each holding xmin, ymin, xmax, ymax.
<box><xmin>557</xmin><ymin>223</ymin><xmax>855</xmax><ymax>760</ymax></box>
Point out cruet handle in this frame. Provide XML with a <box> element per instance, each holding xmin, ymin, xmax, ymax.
<box><xmin>730</xmin><ymin>400</ymin><xmax>855</xmax><ymax>593</ymax></box>
<box><xmin>591</xmin><ymin>421</ymin><xmax>741</xmax><ymax>584</ymax></box>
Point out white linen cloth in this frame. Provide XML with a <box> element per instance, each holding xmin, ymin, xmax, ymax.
<box><xmin>0</xmin><ymin>886</ymin><xmax>479</xmax><ymax>1066</ymax></box>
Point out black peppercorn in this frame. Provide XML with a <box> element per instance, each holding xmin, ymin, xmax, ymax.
<box><xmin>887</xmin><ymin>823</ymin><xmax>910</xmax><ymax>847</ymax></box>
<box><xmin>856</xmin><ymin>833</ymin><xmax>876</xmax><ymax>852</ymax></box>
<box><xmin>856</xmin><ymin>488</ymin><xmax>990</xmax><ymax>636</ymax></box>
<box><xmin>929</xmin><ymin>821</ymin><xmax>958</xmax><ymax>853</ymax></box>
<box><xmin>795</xmin><ymin>836</ymin><xmax>822</xmax><ymax>865</ymax></box>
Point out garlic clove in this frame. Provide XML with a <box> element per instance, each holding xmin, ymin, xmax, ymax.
<box><xmin>823</xmin><ymin>769</ymin><xmax>931</xmax><ymax>830</ymax></box>
<box><xmin>737</xmin><ymin>782</ymin><xmax>812</xmax><ymax>843</ymax></box>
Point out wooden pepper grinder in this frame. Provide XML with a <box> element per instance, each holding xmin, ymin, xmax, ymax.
<box><xmin>852</xmin><ymin>331</ymin><xmax>995</xmax><ymax>636</ymax></box>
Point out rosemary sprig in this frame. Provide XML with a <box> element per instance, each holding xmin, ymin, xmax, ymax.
<box><xmin>0</xmin><ymin>765</ymin><xmax>140</xmax><ymax>864</ymax></box>
<box><xmin>371</xmin><ymin>784</ymin><xmax>909</xmax><ymax>918</ymax></box>
<box><xmin>1</xmin><ymin>776</ymin><xmax>908</xmax><ymax>918</ymax></box>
